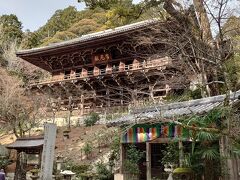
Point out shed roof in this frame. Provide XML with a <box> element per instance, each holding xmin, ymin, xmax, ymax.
<box><xmin>107</xmin><ymin>91</ymin><xmax>240</xmax><ymax>126</ymax></box>
<box><xmin>6</xmin><ymin>137</ymin><xmax>44</xmax><ymax>150</ymax></box>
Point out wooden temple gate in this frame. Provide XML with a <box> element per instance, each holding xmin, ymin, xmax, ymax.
<box><xmin>120</xmin><ymin>123</ymin><xmax>189</xmax><ymax>180</ymax></box>
<box><xmin>16</xmin><ymin>20</ymin><xmax>189</xmax><ymax>121</ymax></box>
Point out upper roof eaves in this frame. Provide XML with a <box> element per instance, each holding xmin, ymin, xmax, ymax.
<box><xmin>16</xmin><ymin>19</ymin><xmax>158</xmax><ymax>56</ymax></box>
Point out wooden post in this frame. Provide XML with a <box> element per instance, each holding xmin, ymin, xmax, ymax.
<box><xmin>93</xmin><ymin>90</ymin><xmax>96</xmax><ymax>111</ymax></box>
<box><xmin>149</xmin><ymin>85</ymin><xmax>154</xmax><ymax>101</ymax></box>
<box><xmin>165</xmin><ymin>84</ymin><xmax>170</xmax><ymax>95</ymax></box>
<box><xmin>67</xmin><ymin>96</ymin><xmax>73</xmax><ymax>129</ymax></box>
<box><xmin>68</xmin><ymin>110</ymin><xmax>72</xmax><ymax>129</ymax></box>
<box><xmin>38</xmin><ymin>150</ymin><xmax>42</xmax><ymax>168</ymax></box>
<box><xmin>131</xmin><ymin>89</ymin><xmax>137</xmax><ymax>107</ymax></box>
<box><xmin>179</xmin><ymin>139</ymin><xmax>184</xmax><ymax>167</ymax></box>
<box><xmin>146</xmin><ymin>142</ymin><xmax>151</xmax><ymax>180</ymax></box>
<box><xmin>80</xmin><ymin>94</ymin><xmax>84</xmax><ymax>116</ymax></box>
<box><xmin>120</xmin><ymin>88</ymin><xmax>123</xmax><ymax>106</ymax></box>
<box><xmin>120</xmin><ymin>143</ymin><xmax>125</xmax><ymax>174</ymax></box>
<box><xmin>106</xmin><ymin>88</ymin><xmax>110</xmax><ymax>108</ymax></box>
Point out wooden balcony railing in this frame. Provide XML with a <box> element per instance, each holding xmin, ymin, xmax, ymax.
<box><xmin>30</xmin><ymin>59</ymin><xmax>171</xmax><ymax>86</ymax></box>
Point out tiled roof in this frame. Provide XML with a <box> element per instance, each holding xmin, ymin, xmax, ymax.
<box><xmin>16</xmin><ymin>19</ymin><xmax>158</xmax><ymax>55</ymax></box>
<box><xmin>6</xmin><ymin>137</ymin><xmax>44</xmax><ymax>149</ymax></box>
<box><xmin>107</xmin><ymin>91</ymin><xmax>240</xmax><ymax>126</ymax></box>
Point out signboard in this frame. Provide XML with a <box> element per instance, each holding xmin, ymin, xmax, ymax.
<box><xmin>40</xmin><ymin>123</ymin><xmax>57</xmax><ymax>180</ymax></box>
<box><xmin>92</xmin><ymin>53</ymin><xmax>111</xmax><ymax>64</ymax></box>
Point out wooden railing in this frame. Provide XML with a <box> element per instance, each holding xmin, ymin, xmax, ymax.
<box><xmin>30</xmin><ymin>59</ymin><xmax>171</xmax><ymax>86</ymax></box>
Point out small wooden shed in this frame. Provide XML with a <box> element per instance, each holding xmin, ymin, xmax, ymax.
<box><xmin>6</xmin><ymin>137</ymin><xmax>44</xmax><ymax>180</ymax></box>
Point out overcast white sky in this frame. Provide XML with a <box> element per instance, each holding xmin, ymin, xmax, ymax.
<box><xmin>0</xmin><ymin>0</ymin><xmax>85</xmax><ymax>31</ymax></box>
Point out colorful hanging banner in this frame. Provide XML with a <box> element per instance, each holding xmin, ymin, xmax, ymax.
<box><xmin>122</xmin><ymin>123</ymin><xmax>189</xmax><ymax>143</ymax></box>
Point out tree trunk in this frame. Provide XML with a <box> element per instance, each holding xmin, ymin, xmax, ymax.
<box><xmin>204</xmin><ymin>159</ymin><xmax>216</xmax><ymax>180</ymax></box>
<box><xmin>68</xmin><ymin>110</ymin><xmax>72</xmax><ymax>129</ymax></box>
<box><xmin>193</xmin><ymin>0</ymin><xmax>213</xmax><ymax>41</ymax></box>
<box><xmin>179</xmin><ymin>140</ymin><xmax>184</xmax><ymax>167</ymax></box>
<box><xmin>219</xmin><ymin>136</ymin><xmax>231</xmax><ymax>180</ymax></box>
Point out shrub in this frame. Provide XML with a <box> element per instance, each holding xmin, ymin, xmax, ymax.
<box><xmin>83</xmin><ymin>142</ymin><xmax>93</xmax><ymax>159</ymax></box>
<box><xmin>161</xmin><ymin>142</ymin><xmax>179</xmax><ymax>166</ymax></box>
<box><xmin>62</xmin><ymin>161</ymin><xmax>90</xmax><ymax>177</ymax></box>
<box><xmin>84</xmin><ymin>112</ymin><xmax>100</xmax><ymax>127</ymax></box>
<box><xmin>123</xmin><ymin>145</ymin><xmax>144</xmax><ymax>175</ymax></box>
<box><xmin>0</xmin><ymin>156</ymin><xmax>10</xmax><ymax>169</ymax></box>
<box><xmin>71</xmin><ymin>164</ymin><xmax>90</xmax><ymax>176</ymax></box>
<box><xmin>96</xmin><ymin>162</ymin><xmax>113</xmax><ymax>180</ymax></box>
<box><xmin>109</xmin><ymin>135</ymin><xmax>120</xmax><ymax>168</ymax></box>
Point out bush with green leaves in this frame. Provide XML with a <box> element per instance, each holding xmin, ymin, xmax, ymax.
<box><xmin>96</xmin><ymin>162</ymin><xmax>113</xmax><ymax>180</ymax></box>
<box><xmin>123</xmin><ymin>144</ymin><xmax>144</xmax><ymax>175</ymax></box>
<box><xmin>83</xmin><ymin>142</ymin><xmax>93</xmax><ymax>159</ymax></box>
<box><xmin>0</xmin><ymin>156</ymin><xmax>10</xmax><ymax>169</ymax></box>
<box><xmin>161</xmin><ymin>142</ymin><xmax>179</xmax><ymax>166</ymax></box>
<box><xmin>62</xmin><ymin>160</ymin><xmax>90</xmax><ymax>177</ymax></box>
<box><xmin>105</xmin><ymin>134</ymin><xmax>121</xmax><ymax>173</ymax></box>
<box><xmin>178</xmin><ymin>108</ymin><xmax>224</xmax><ymax>178</ymax></box>
<box><xmin>84</xmin><ymin>112</ymin><xmax>100</xmax><ymax>127</ymax></box>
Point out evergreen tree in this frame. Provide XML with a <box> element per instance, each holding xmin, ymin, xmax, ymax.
<box><xmin>0</xmin><ymin>14</ymin><xmax>23</xmax><ymax>44</ymax></box>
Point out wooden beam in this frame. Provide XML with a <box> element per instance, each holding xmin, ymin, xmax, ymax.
<box><xmin>146</xmin><ymin>142</ymin><xmax>151</xmax><ymax>180</ymax></box>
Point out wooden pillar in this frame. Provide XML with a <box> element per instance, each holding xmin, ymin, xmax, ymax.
<box><xmin>93</xmin><ymin>90</ymin><xmax>96</xmax><ymax>111</ymax></box>
<box><xmin>120</xmin><ymin>88</ymin><xmax>123</xmax><ymax>106</ymax></box>
<box><xmin>67</xmin><ymin>96</ymin><xmax>73</xmax><ymax>129</ymax></box>
<box><xmin>120</xmin><ymin>143</ymin><xmax>125</xmax><ymax>174</ymax></box>
<box><xmin>106</xmin><ymin>88</ymin><xmax>110</xmax><ymax>108</ymax></box>
<box><xmin>67</xmin><ymin>110</ymin><xmax>72</xmax><ymax>129</ymax></box>
<box><xmin>146</xmin><ymin>142</ymin><xmax>151</xmax><ymax>180</ymax></box>
<box><xmin>38</xmin><ymin>150</ymin><xmax>42</xmax><ymax>168</ymax></box>
<box><xmin>149</xmin><ymin>85</ymin><xmax>154</xmax><ymax>101</ymax></box>
<box><xmin>131</xmin><ymin>89</ymin><xmax>137</xmax><ymax>107</ymax></box>
<box><xmin>80</xmin><ymin>94</ymin><xmax>84</xmax><ymax>116</ymax></box>
<box><xmin>165</xmin><ymin>84</ymin><xmax>170</xmax><ymax>95</ymax></box>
